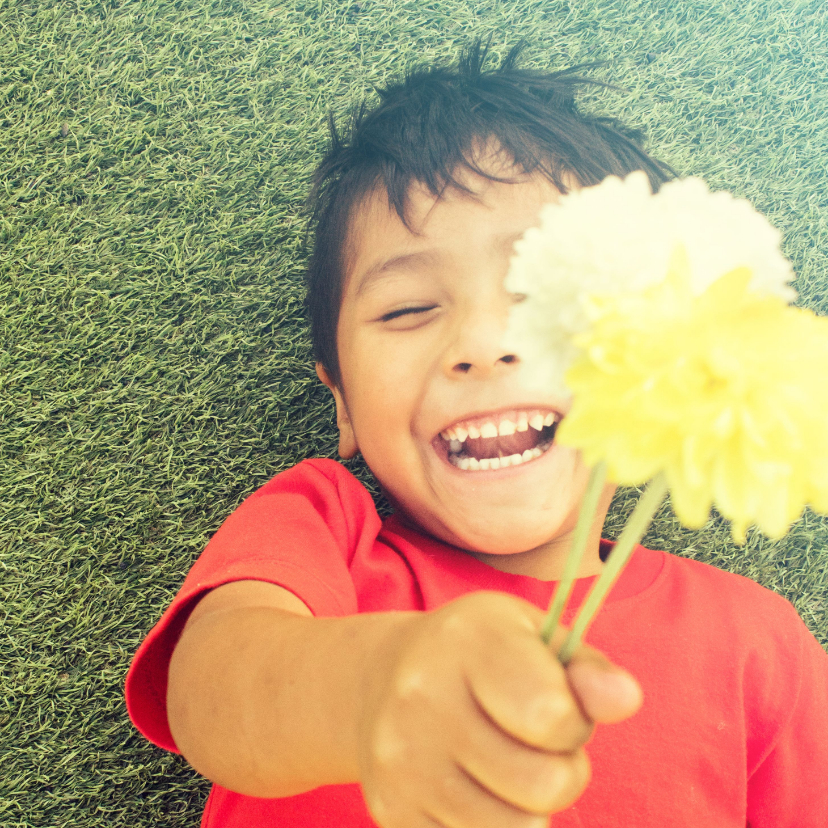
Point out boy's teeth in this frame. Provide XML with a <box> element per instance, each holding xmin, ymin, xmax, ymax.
<box><xmin>448</xmin><ymin>443</ymin><xmax>552</xmax><ymax>471</ymax></box>
<box><xmin>441</xmin><ymin>410</ymin><xmax>562</xmax><ymax>464</ymax></box>
<box><xmin>498</xmin><ymin>419</ymin><xmax>516</xmax><ymax>436</ymax></box>
<box><xmin>480</xmin><ymin>422</ymin><xmax>499</xmax><ymax>438</ymax></box>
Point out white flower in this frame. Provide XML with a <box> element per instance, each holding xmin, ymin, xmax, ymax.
<box><xmin>503</xmin><ymin>171</ymin><xmax>797</xmax><ymax>395</ymax></box>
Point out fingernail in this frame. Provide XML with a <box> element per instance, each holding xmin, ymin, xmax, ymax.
<box><xmin>602</xmin><ymin>669</ymin><xmax>642</xmax><ymax>706</ymax></box>
<box><xmin>569</xmin><ymin>661</ymin><xmax>641</xmax><ymax>705</ymax></box>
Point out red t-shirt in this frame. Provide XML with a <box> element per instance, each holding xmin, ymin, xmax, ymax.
<box><xmin>126</xmin><ymin>459</ymin><xmax>828</xmax><ymax>827</ymax></box>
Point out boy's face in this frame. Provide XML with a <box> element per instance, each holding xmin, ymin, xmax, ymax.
<box><xmin>318</xmin><ymin>158</ymin><xmax>614</xmax><ymax>577</ymax></box>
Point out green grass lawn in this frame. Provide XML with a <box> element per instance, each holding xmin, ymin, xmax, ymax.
<box><xmin>2</xmin><ymin>0</ymin><xmax>826</xmax><ymax>825</ymax></box>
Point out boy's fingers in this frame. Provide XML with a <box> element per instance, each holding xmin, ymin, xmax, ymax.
<box><xmin>424</xmin><ymin>765</ymin><xmax>552</xmax><ymax>828</ymax></box>
<box><xmin>457</xmin><ymin>713</ymin><xmax>592</xmax><ymax>815</ymax></box>
<box><xmin>365</xmin><ymin>792</ymin><xmax>448</xmax><ymax>828</ymax></box>
<box><xmin>464</xmin><ymin>622</ymin><xmax>592</xmax><ymax>752</ymax></box>
<box><xmin>564</xmin><ymin>646</ymin><xmax>643</xmax><ymax>725</ymax></box>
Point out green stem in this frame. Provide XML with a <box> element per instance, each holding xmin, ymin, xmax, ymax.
<box><xmin>540</xmin><ymin>460</ymin><xmax>607</xmax><ymax>646</ymax></box>
<box><xmin>557</xmin><ymin>471</ymin><xmax>669</xmax><ymax>665</ymax></box>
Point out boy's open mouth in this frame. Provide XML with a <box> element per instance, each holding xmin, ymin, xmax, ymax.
<box><xmin>437</xmin><ymin>408</ymin><xmax>562</xmax><ymax>471</ymax></box>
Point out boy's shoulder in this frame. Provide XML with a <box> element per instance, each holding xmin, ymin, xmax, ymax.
<box><xmin>253</xmin><ymin>457</ymin><xmax>362</xmax><ymax>496</ymax></box>
<box><xmin>249</xmin><ymin>458</ymin><xmax>379</xmax><ymax>527</ymax></box>
<box><xmin>661</xmin><ymin>547</ymin><xmax>793</xmax><ymax>609</ymax></box>
<box><xmin>653</xmin><ymin>546</ymin><xmax>819</xmax><ymax>659</ymax></box>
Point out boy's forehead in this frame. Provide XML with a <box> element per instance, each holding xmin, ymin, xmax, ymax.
<box><xmin>344</xmin><ymin>162</ymin><xmax>564</xmax><ymax>282</ymax></box>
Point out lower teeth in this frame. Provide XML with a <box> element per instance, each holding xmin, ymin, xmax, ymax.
<box><xmin>449</xmin><ymin>441</ymin><xmax>552</xmax><ymax>470</ymax></box>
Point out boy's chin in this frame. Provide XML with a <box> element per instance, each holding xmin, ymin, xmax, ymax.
<box><xmin>427</xmin><ymin>512</ymin><xmax>573</xmax><ymax>558</ymax></box>
<box><xmin>382</xmin><ymin>471</ymin><xmax>582</xmax><ymax>557</ymax></box>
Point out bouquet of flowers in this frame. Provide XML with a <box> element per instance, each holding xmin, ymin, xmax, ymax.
<box><xmin>503</xmin><ymin>171</ymin><xmax>828</xmax><ymax>663</ymax></box>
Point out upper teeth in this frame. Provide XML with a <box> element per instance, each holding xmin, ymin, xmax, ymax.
<box><xmin>480</xmin><ymin>422</ymin><xmax>498</xmax><ymax>438</ymax></box>
<box><xmin>441</xmin><ymin>410</ymin><xmax>558</xmax><ymax>442</ymax></box>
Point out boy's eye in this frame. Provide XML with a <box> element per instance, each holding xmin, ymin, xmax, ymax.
<box><xmin>379</xmin><ymin>305</ymin><xmax>437</xmax><ymax>322</ymax></box>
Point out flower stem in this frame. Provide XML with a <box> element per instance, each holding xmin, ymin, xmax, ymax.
<box><xmin>557</xmin><ymin>471</ymin><xmax>669</xmax><ymax>665</ymax></box>
<box><xmin>540</xmin><ymin>460</ymin><xmax>607</xmax><ymax>646</ymax></box>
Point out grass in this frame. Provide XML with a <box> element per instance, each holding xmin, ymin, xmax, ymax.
<box><xmin>1</xmin><ymin>0</ymin><xmax>826</xmax><ymax>825</ymax></box>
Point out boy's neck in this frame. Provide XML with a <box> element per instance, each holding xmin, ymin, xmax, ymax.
<box><xmin>392</xmin><ymin>505</ymin><xmax>607</xmax><ymax>582</ymax></box>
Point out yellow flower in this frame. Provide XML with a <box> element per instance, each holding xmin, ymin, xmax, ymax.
<box><xmin>556</xmin><ymin>246</ymin><xmax>828</xmax><ymax>543</ymax></box>
<box><xmin>504</xmin><ymin>172</ymin><xmax>796</xmax><ymax>398</ymax></box>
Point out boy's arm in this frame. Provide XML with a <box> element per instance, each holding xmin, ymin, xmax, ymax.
<box><xmin>167</xmin><ymin>579</ymin><xmax>413</xmax><ymax>796</ymax></box>
<box><xmin>168</xmin><ymin>580</ymin><xmax>643</xmax><ymax>828</ymax></box>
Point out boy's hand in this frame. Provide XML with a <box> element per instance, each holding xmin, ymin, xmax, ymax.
<box><xmin>358</xmin><ymin>591</ymin><xmax>642</xmax><ymax>828</ymax></box>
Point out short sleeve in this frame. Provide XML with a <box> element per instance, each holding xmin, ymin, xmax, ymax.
<box><xmin>746</xmin><ymin>605</ymin><xmax>828</xmax><ymax>827</ymax></box>
<box><xmin>125</xmin><ymin>459</ymin><xmax>382</xmax><ymax>752</ymax></box>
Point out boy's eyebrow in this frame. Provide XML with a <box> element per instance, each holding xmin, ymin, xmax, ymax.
<box><xmin>355</xmin><ymin>230</ymin><xmax>526</xmax><ymax>297</ymax></box>
<box><xmin>355</xmin><ymin>250</ymin><xmax>441</xmax><ymax>297</ymax></box>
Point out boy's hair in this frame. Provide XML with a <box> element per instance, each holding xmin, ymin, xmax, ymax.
<box><xmin>305</xmin><ymin>40</ymin><xmax>676</xmax><ymax>387</ymax></box>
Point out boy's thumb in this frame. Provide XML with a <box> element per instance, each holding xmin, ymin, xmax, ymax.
<box><xmin>564</xmin><ymin>648</ymin><xmax>644</xmax><ymax>725</ymax></box>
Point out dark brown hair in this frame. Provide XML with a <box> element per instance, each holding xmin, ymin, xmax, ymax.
<box><xmin>304</xmin><ymin>40</ymin><xmax>676</xmax><ymax>386</ymax></box>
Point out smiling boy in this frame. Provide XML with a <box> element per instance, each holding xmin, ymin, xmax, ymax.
<box><xmin>126</xmin><ymin>44</ymin><xmax>828</xmax><ymax>828</ymax></box>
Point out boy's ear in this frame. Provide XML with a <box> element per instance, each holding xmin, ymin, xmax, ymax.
<box><xmin>315</xmin><ymin>363</ymin><xmax>359</xmax><ymax>460</ymax></box>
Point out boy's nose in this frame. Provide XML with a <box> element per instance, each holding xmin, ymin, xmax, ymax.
<box><xmin>443</xmin><ymin>293</ymin><xmax>520</xmax><ymax>378</ymax></box>
<box><xmin>450</xmin><ymin>350</ymin><xmax>518</xmax><ymax>376</ymax></box>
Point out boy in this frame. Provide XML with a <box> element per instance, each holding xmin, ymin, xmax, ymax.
<box><xmin>126</xmin><ymin>44</ymin><xmax>828</xmax><ymax>827</ymax></box>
